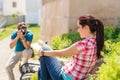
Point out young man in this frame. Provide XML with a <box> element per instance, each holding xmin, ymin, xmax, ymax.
<box><xmin>5</xmin><ymin>22</ymin><xmax>33</xmax><ymax>80</ymax></box>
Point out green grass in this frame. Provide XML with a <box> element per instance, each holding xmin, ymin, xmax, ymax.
<box><xmin>0</xmin><ymin>24</ymin><xmax>40</xmax><ymax>43</ymax></box>
<box><xmin>0</xmin><ymin>24</ymin><xmax>40</xmax><ymax>60</ymax></box>
<box><xmin>0</xmin><ymin>24</ymin><xmax>17</xmax><ymax>40</ymax></box>
<box><xmin>28</xmin><ymin>24</ymin><xmax>40</xmax><ymax>43</ymax></box>
<box><xmin>0</xmin><ymin>28</ymin><xmax>14</xmax><ymax>40</ymax></box>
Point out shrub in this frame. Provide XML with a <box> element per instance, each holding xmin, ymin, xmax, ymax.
<box><xmin>104</xmin><ymin>27</ymin><xmax>120</xmax><ymax>42</ymax></box>
<box><xmin>103</xmin><ymin>40</ymin><xmax>120</xmax><ymax>55</ymax></box>
<box><xmin>104</xmin><ymin>27</ymin><xmax>113</xmax><ymax>40</ymax></box>
<box><xmin>90</xmin><ymin>41</ymin><xmax>120</xmax><ymax>80</ymax></box>
<box><xmin>50</xmin><ymin>31</ymin><xmax>82</xmax><ymax>50</ymax></box>
<box><xmin>50</xmin><ymin>36</ymin><xmax>72</xmax><ymax>50</ymax></box>
<box><xmin>61</xmin><ymin>31</ymin><xmax>81</xmax><ymax>43</ymax></box>
<box><xmin>96</xmin><ymin>54</ymin><xmax>120</xmax><ymax>80</ymax></box>
<box><xmin>31</xmin><ymin>72</ymin><xmax>38</xmax><ymax>80</ymax></box>
<box><xmin>112</xmin><ymin>27</ymin><xmax>120</xmax><ymax>42</ymax></box>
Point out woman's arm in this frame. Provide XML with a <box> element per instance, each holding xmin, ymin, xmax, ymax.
<box><xmin>39</xmin><ymin>43</ymin><xmax>78</xmax><ymax>57</ymax></box>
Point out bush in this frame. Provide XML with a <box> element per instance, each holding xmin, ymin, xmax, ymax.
<box><xmin>50</xmin><ymin>36</ymin><xmax>72</xmax><ymax>50</ymax></box>
<box><xmin>50</xmin><ymin>31</ymin><xmax>82</xmax><ymax>50</ymax></box>
<box><xmin>112</xmin><ymin>27</ymin><xmax>120</xmax><ymax>42</ymax></box>
<box><xmin>103</xmin><ymin>40</ymin><xmax>120</xmax><ymax>55</ymax></box>
<box><xmin>104</xmin><ymin>27</ymin><xmax>113</xmax><ymax>40</ymax></box>
<box><xmin>31</xmin><ymin>72</ymin><xmax>38</xmax><ymax>80</ymax></box>
<box><xmin>61</xmin><ymin>31</ymin><xmax>81</xmax><ymax>43</ymax></box>
<box><xmin>90</xmin><ymin>41</ymin><xmax>120</xmax><ymax>80</ymax></box>
<box><xmin>96</xmin><ymin>54</ymin><xmax>120</xmax><ymax>80</ymax></box>
<box><xmin>104</xmin><ymin>27</ymin><xmax>120</xmax><ymax>42</ymax></box>
<box><xmin>50</xmin><ymin>27</ymin><xmax>120</xmax><ymax>50</ymax></box>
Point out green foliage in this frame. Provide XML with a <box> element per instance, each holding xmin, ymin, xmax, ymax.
<box><xmin>112</xmin><ymin>27</ymin><xmax>120</xmax><ymax>42</ymax></box>
<box><xmin>0</xmin><ymin>29</ymin><xmax>13</xmax><ymax>40</ymax></box>
<box><xmin>103</xmin><ymin>40</ymin><xmax>120</xmax><ymax>55</ymax></box>
<box><xmin>11</xmin><ymin>11</ymin><xmax>22</xmax><ymax>19</ymax></box>
<box><xmin>50</xmin><ymin>36</ymin><xmax>72</xmax><ymax>50</ymax></box>
<box><xmin>49</xmin><ymin>27</ymin><xmax>120</xmax><ymax>80</ymax></box>
<box><xmin>104</xmin><ymin>27</ymin><xmax>120</xmax><ymax>42</ymax></box>
<box><xmin>11</xmin><ymin>13</ymin><xmax>17</xmax><ymax>19</ymax></box>
<box><xmin>96</xmin><ymin>54</ymin><xmax>120</xmax><ymax>80</ymax></box>
<box><xmin>0</xmin><ymin>24</ymin><xmax>17</xmax><ymax>40</ymax></box>
<box><xmin>104</xmin><ymin>27</ymin><xmax>113</xmax><ymax>40</ymax></box>
<box><xmin>116</xmin><ymin>18</ymin><xmax>120</xmax><ymax>28</ymax></box>
<box><xmin>28</xmin><ymin>24</ymin><xmax>40</xmax><ymax>43</ymax></box>
<box><xmin>103</xmin><ymin>40</ymin><xmax>115</xmax><ymax>54</ymax></box>
<box><xmin>50</xmin><ymin>31</ymin><xmax>82</xmax><ymax>50</ymax></box>
<box><xmin>31</xmin><ymin>72</ymin><xmax>38</xmax><ymax>80</ymax></box>
<box><xmin>0</xmin><ymin>24</ymin><xmax>40</xmax><ymax>43</ymax></box>
<box><xmin>61</xmin><ymin>31</ymin><xmax>81</xmax><ymax>43</ymax></box>
<box><xmin>50</xmin><ymin>27</ymin><xmax>120</xmax><ymax>51</ymax></box>
<box><xmin>90</xmin><ymin>41</ymin><xmax>120</xmax><ymax>80</ymax></box>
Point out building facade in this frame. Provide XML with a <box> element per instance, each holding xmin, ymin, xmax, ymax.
<box><xmin>0</xmin><ymin>0</ymin><xmax>41</xmax><ymax>27</ymax></box>
<box><xmin>40</xmin><ymin>0</ymin><xmax>120</xmax><ymax>43</ymax></box>
<box><xmin>25</xmin><ymin>0</ymin><xmax>40</xmax><ymax>25</ymax></box>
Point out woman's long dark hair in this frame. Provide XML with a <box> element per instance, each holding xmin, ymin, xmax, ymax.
<box><xmin>78</xmin><ymin>15</ymin><xmax>104</xmax><ymax>58</ymax></box>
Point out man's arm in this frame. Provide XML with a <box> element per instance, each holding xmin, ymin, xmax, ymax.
<box><xmin>10</xmin><ymin>36</ymin><xmax>19</xmax><ymax>49</ymax></box>
<box><xmin>21</xmin><ymin>39</ymin><xmax>31</xmax><ymax>49</ymax></box>
<box><xmin>20</xmin><ymin>31</ymin><xmax>33</xmax><ymax>49</ymax></box>
<box><xmin>10</xmin><ymin>31</ymin><xmax>20</xmax><ymax>49</ymax></box>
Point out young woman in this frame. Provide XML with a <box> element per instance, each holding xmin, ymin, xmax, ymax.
<box><xmin>38</xmin><ymin>15</ymin><xmax>104</xmax><ymax>80</ymax></box>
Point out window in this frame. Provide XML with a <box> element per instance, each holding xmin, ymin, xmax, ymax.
<box><xmin>12</xmin><ymin>1</ymin><xmax>17</xmax><ymax>8</ymax></box>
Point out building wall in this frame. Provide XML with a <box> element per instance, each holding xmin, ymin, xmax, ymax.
<box><xmin>0</xmin><ymin>0</ymin><xmax>3</xmax><ymax>10</ymax></box>
<box><xmin>3</xmin><ymin>15</ymin><xmax>24</xmax><ymax>26</ymax></box>
<box><xmin>40</xmin><ymin>0</ymin><xmax>69</xmax><ymax>43</ymax></box>
<box><xmin>69</xmin><ymin>0</ymin><xmax>120</xmax><ymax>30</ymax></box>
<box><xmin>38</xmin><ymin>0</ymin><xmax>42</xmax><ymax>26</ymax></box>
<box><xmin>25</xmin><ymin>0</ymin><xmax>40</xmax><ymax>24</ymax></box>
<box><xmin>40</xmin><ymin>0</ymin><xmax>120</xmax><ymax>43</ymax></box>
<box><xmin>0</xmin><ymin>0</ymin><xmax>25</xmax><ymax>27</ymax></box>
<box><xmin>3</xmin><ymin>0</ymin><xmax>25</xmax><ymax>15</ymax></box>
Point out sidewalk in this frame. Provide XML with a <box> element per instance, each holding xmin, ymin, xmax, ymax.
<box><xmin>0</xmin><ymin>37</ymin><xmax>70</xmax><ymax>80</ymax></box>
<box><xmin>0</xmin><ymin>36</ymin><xmax>20</xmax><ymax>80</ymax></box>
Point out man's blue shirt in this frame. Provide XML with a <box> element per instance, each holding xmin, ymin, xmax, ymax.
<box><xmin>11</xmin><ymin>30</ymin><xmax>33</xmax><ymax>51</ymax></box>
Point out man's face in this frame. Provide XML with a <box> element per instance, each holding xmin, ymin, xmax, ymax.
<box><xmin>17</xmin><ymin>22</ymin><xmax>27</xmax><ymax>35</ymax></box>
<box><xmin>18</xmin><ymin>22</ymin><xmax>27</xmax><ymax>31</ymax></box>
<box><xmin>18</xmin><ymin>27</ymin><xmax>27</xmax><ymax>30</ymax></box>
<box><xmin>18</xmin><ymin>27</ymin><xmax>27</xmax><ymax>35</ymax></box>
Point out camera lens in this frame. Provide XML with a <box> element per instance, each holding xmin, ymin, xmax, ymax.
<box><xmin>21</xmin><ymin>29</ymin><xmax>26</xmax><ymax>35</ymax></box>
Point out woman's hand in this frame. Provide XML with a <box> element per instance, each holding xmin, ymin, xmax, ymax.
<box><xmin>38</xmin><ymin>49</ymin><xmax>45</xmax><ymax>57</ymax></box>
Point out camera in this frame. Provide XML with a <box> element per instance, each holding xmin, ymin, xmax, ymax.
<box><xmin>21</xmin><ymin>29</ymin><xmax>26</xmax><ymax>35</ymax></box>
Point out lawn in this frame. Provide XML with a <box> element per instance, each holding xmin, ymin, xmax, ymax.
<box><xmin>0</xmin><ymin>24</ymin><xmax>40</xmax><ymax>43</ymax></box>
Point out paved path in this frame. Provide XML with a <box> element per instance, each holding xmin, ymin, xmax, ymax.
<box><xmin>0</xmin><ymin>37</ymin><xmax>70</xmax><ymax>80</ymax></box>
<box><xmin>0</xmin><ymin>37</ymin><xmax>42</xmax><ymax>80</ymax></box>
<box><xmin>0</xmin><ymin>37</ymin><xmax>20</xmax><ymax>80</ymax></box>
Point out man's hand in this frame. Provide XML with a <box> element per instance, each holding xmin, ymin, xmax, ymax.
<box><xmin>17</xmin><ymin>30</ymin><xmax>25</xmax><ymax>40</ymax></box>
<box><xmin>9</xmin><ymin>30</ymin><xmax>21</xmax><ymax>49</ymax></box>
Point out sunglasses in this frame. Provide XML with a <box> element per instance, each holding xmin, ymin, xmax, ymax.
<box><xmin>18</xmin><ymin>23</ymin><xmax>27</xmax><ymax>30</ymax></box>
<box><xmin>18</xmin><ymin>23</ymin><xmax>26</xmax><ymax>27</ymax></box>
<box><xmin>18</xmin><ymin>27</ymin><xmax>27</xmax><ymax>30</ymax></box>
